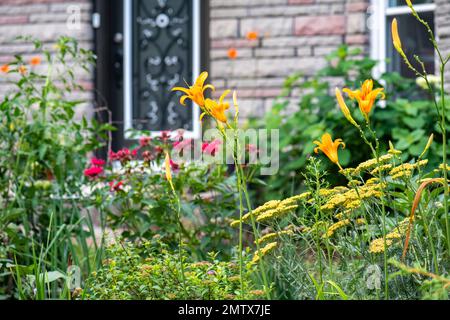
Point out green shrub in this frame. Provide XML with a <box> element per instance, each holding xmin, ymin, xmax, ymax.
<box><xmin>82</xmin><ymin>241</ymin><xmax>262</xmax><ymax>300</ymax></box>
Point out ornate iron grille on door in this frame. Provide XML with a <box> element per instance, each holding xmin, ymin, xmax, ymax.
<box><xmin>125</xmin><ymin>0</ymin><xmax>199</xmax><ymax>134</ymax></box>
<box><xmin>94</xmin><ymin>0</ymin><xmax>207</xmax><ymax>149</ymax></box>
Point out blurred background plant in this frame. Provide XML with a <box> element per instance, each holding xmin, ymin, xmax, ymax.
<box><xmin>0</xmin><ymin>37</ymin><xmax>111</xmax><ymax>299</ymax></box>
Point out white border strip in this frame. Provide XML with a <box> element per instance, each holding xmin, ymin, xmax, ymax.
<box><xmin>124</xmin><ymin>0</ymin><xmax>133</xmax><ymax>137</ymax></box>
<box><xmin>123</xmin><ymin>0</ymin><xmax>201</xmax><ymax>140</ymax></box>
<box><xmin>385</xmin><ymin>3</ymin><xmax>436</xmax><ymax>16</ymax></box>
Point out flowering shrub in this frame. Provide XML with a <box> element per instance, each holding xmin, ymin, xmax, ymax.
<box><xmin>86</xmin><ymin>131</ymin><xmax>239</xmax><ymax>258</ymax></box>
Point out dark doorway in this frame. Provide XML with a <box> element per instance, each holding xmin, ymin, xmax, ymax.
<box><xmin>93</xmin><ymin>0</ymin><xmax>209</xmax><ymax>151</ymax></box>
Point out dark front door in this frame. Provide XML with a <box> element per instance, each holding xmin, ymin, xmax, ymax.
<box><xmin>94</xmin><ymin>0</ymin><xmax>209</xmax><ymax>151</ymax></box>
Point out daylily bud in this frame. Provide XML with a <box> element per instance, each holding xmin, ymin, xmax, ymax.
<box><xmin>335</xmin><ymin>88</ymin><xmax>358</xmax><ymax>127</ymax></box>
<box><xmin>165</xmin><ymin>152</ymin><xmax>174</xmax><ymax>191</ymax></box>
<box><xmin>392</xmin><ymin>19</ymin><xmax>404</xmax><ymax>56</ymax></box>
<box><xmin>419</xmin><ymin>134</ymin><xmax>434</xmax><ymax>159</ymax></box>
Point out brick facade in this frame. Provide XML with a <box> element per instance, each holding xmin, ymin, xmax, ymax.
<box><xmin>209</xmin><ymin>0</ymin><xmax>370</xmax><ymax>118</ymax></box>
<box><xmin>0</xmin><ymin>0</ymin><xmax>94</xmax><ymax>119</ymax></box>
<box><xmin>0</xmin><ymin>0</ymin><xmax>448</xmax><ymax>121</ymax></box>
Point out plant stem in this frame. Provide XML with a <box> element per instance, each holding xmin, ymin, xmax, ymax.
<box><xmin>439</xmin><ymin>64</ymin><xmax>450</xmax><ymax>255</ymax></box>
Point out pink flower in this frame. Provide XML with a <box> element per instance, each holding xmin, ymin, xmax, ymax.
<box><xmin>131</xmin><ymin>148</ymin><xmax>138</xmax><ymax>157</ymax></box>
<box><xmin>139</xmin><ymin>136</ymin><xmax>151</xmax><ymax>147</ymax></box>
<box><xmin>84</xmin><ymin>166</ymin><xmax>103</xmax><ymax>179</ymax></box>
<box><xmin>109</xmin><ymin>180</ymin><xmax>123</xmax><ymax>192</ymax></box>
<box><xmin>246</xmin><ymin>144</ymin><xmax>259</xmax><ymax>154</ymax></box>
<box><xmin>91</xmin><ymin>158</ymin><xmax>106</xmax><ymax>167</ymax></box>
<box><xmin>173</xmin><ymin>138</ymin><xmax>192</xmax><ymax>152</ymax></box>
<box><xmin>202</xmin><ymin>139</ymin><xmax>222</xmax><ymax>157</ymax></box>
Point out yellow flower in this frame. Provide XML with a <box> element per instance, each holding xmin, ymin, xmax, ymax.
<box><xmin>343</xmin><ymin>79</ymin><xmax>385</xmax><ymax>119</ymax></box>
<box><xmin>335</xmin><ymin>88</ymin><xmax>358</xmax><ymax>127</ymax></box>
<box><xmin>251</xmin><ymin>242</ymin><xmax>277</xmax><ymax>264</ymax></box>
<box><xmin>313</xmin><ymin>133</ymin><xmax>346</xmax><ymax>169</ymax></box>
<box><xmin>202</xmin><ymin>90</ymin><xmax>231</xmax><ymax>123</ymax></box>
<box><xmin>172</xmin><ymin>71</ymin><xmax>214</xmax><ymax>108</ymax></box>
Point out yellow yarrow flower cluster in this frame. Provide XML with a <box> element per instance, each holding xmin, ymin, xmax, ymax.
<box><xmin>369</xmin><ymin>218</ymin><xmax>410</xmax><ymax>253</ymax></box>
<box><xmin>256</xmin><ymin>230</ymin><xmax>293</xmax><ymax>245</ymax></box>
<box><xmin>251</xmin><ymin>242</ymin><xmax>278</xmax><ymax>264</ymax></box>
<box><xmin>354</xmin><ymin>154</ymin><xmax>393</xmax><ymax>174</ymax></box>
<box><xmin>320</xmin><ymin>184</ymin><xmax>383</xmax><ymax>211</ymax></box>
<box><xmin>323</xmin><ymin>219</ymin><xmax>351</xmax><ymax>238</ymax></box>
<box><xmin>389</xmin><ymin>160</ymin><xmax>428</xmax><ymax>180</ymax></box>
<box><xmin>370</xmin><ymin>164</ymin><xmax>393</xmax><ymax>175</ymax></box>
<box><xmin>323</xmin><ymin>217</ymin><xmax>367</xmax><ymax>238</ymax></box>
<box><xmin>230</xmin><ymin>193</ymin><xmax>311</xmax><ymax>227</ymax></box>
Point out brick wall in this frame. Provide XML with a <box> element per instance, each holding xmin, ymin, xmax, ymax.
<box><xmin>209</xmin><ymin>0</ymin><xmax>370</xmax><ymax>119</ymax></box>
<box><xmin>436</xmin><ymin>0</ymin><xmax>450</xmax><ymax>92</ymax></box>
<box><xmin>0</xmin><ymin>0</ymin><xmax>94</xmax><ymax>118</ymax></box>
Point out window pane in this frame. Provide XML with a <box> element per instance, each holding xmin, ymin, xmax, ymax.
<box><xmin>386</xmin><ymin>12</ymin><xmax>435</xmax><ymax>78</ymax></box>
<box><xmin>388</xmin><ymin>0</ymin><xmax>433</xmax><ymax>7</ymax></box>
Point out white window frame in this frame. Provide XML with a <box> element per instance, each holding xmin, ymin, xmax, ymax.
<box><xmin>123</xmin><ymin>0</ymin><xmax>201</xmax><ymax>140</ymax></box>
<box><xmin>370</xmin><ymin>0</ymin><xmax>436</xmax><ymax>80</ymax></box>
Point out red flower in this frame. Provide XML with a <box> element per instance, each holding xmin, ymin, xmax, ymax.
<box><xmin>202</xmin><ymin>139</ymin><xmax>222</xmax><ymax>157</ymax></box>
<box><xmin>154</xmin><ymin>146</ymin><xmax>164</xmax><ymax>157</ymax></box>
<box><xmin>131</xmin><ymin>148</ymin><xmax>138</xmax><ymax>157</ymax></box>
<box><xmin>109</xmin><ymin>180</ymin><xmax>123</xmax><ymax>192</ymax></box>
<box><xmin>170</xmin><ymin>159</ymin><xmax>179</xmax><ymax>171</ymax></box>
<box><xmin>160</xmin><ymin>131</ymin><xmax>171</xmax><ymax>141</ymax></box>
<box><xmin>84</xmin><ymin>166</ymin><xmax>103</xmax><ymax>179</ymax></box>
<box><xmin>91</xmin><ymin>158</ymin><xmax>106</xmax><ymax>167</ymax></box>
<box><xmin>139</xmin><ymin>136</ymin><xmax>151</xmax><ymax>147</ymax></box>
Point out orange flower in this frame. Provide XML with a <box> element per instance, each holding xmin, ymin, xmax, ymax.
<box><xmin>313</xmin><ymin>133</ymin><xmax>346</xmax><ymax>169</ymax></box>
<box><xmin>1</xmin><ymin>64</ymin><xmax>9</xmax><ymax>73</ymax></box>
<box><xmin>30</xmin><ymin>56</ymin><xmax>41</xmax><ymax>66</ymax></box>
<box><xmin>343</xmin><ymin>79</ymin><xmax>385</xmax><ymax>120</ymax></box>
<box><xmin>172</xmin><ymin>71</ymin><xmax>214</xmax><ymax>108</ymax></box>
<box><xmin>18</xmin><ymin>65</ymin><xmax>27</xmax><ymax>75</ymax></box>
<box><xmin>227</xmin><ymin>48</ymin><xmax>238</xmax><ymax>60</ymax></box>
<box><xmin>202</xmin><ymin>90</ymin><xmax>231</xmax><ymax>124</ymax></box>
<box><xmin>246</xmin><ymin>31</ymin><xmax>258</xmax><ymax>40</ymax></box>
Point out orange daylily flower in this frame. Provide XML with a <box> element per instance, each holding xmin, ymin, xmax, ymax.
<box><xmin>30</xmin><ymin>56</ymin><xmax>41</xmax><ymax>66</ymax></box>
<box><xmin>172</xmin><ymin>71</ymin><xmax>215</xmax><ymax>108</ymax></box>
<box><xmin>343</xmin><ymin>79</ymin><xmax>385</xmax><ymax>119</ymax></box>
<box><xmin>202</xmin><ymin>90</ymin><xmax>231</xmax><ymax>124</ymax></box>
<box><xmin>314</xmin><ymin>133</ymin><xmax>346</xmax><ymax>169</ymax></box>
<box><xmin>18</xmin><ymin>65</ymin><xmax>27</xmax><ymax>75</ymax></box>
<box><xmin>227</xmin><ymin>48</ymin><xmax>238</xmax><ymax>60</ymax></box>
<box><xmin>246</xmin><ymin>31</ymin><xmax>258</xmax><ymax>40</ymax></box>
<box><xmin>1</xmin><ymin>64</ymin><xmax>9</xmax><ymax>73</ymax></box>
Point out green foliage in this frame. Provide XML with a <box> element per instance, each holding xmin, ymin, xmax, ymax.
<box><xmin>0</xmin><ymin>37</ymin><xmax>109</xmax><ymax>299</ymax></box>
<box><xmin>83</xmin><ymin>241</ymin><xmax>262</xmax><ymax>300</ymax></box>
